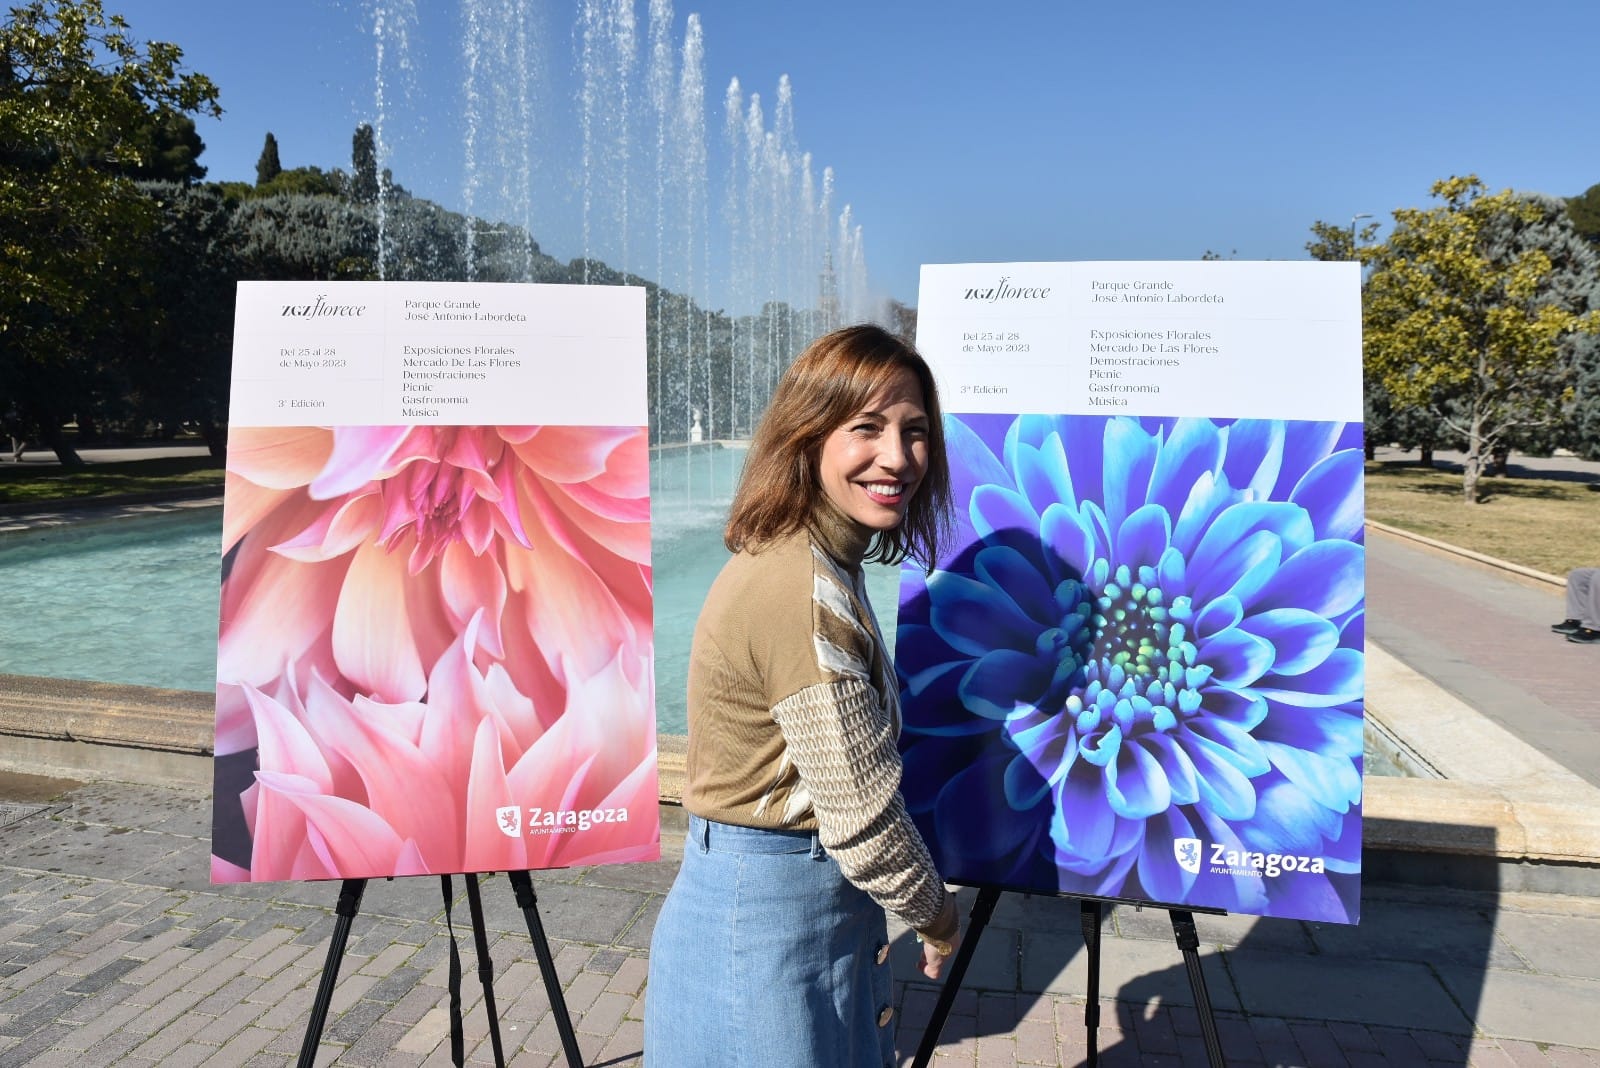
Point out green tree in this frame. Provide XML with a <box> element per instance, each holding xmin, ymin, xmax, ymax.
<box><xmin>1363</xmin><ymin>376</ymin><xmax>1457</xmax><ymax>466</ymax></box>
<box><xmin>1476</xmin><ymin>193</ymin><xmax>1600</xmax><ymax>464</ymax></box>
<box><xmin>1575</xmin><ymin>336</ymin><xmax>1600</xmax><ymax>461</ymax></box>
<box><xmin>253</xmin><ymin>164</ymin><xmax>345</xmax><ymax>199</ymax></box>
<box><xmin>255</xmin><ymin>130</ymin><xmax>280</xmax><ymax>185</ymax></box>
<box><xmin>230</xmin><ymin>192</ymin><xmax>376</xmax><ymax>280</ymax></box>
<box><xmin>1305</xmin><ymin>219</ymin><xmax>1380</xmax><ymax>263</ymax></box>
<box><xmin>1567</xmin><ymin>182</ymin><xmax>1600</xmax><ymax>244</ymax></box>
<box><xmin>120</xmin><ymin>107</ymin><xmax>205</xmax><ymax>182</ymax></box>
<box><xmin>351</xmin><ymin>122</ymin><xmax>377</xmax><ymax>205</ymax></box>
<box><xmin>79</xmin><ymin>90</ymin><xmax>207</xmax><ymax>183</ymax></box>
<box><xmin>119</xmin><ymin>181</ymin><xmax>237</xmax><ymax>455</ymax></box>
<box><xmin>0</xmin><ymin>0</ymin><xmax>221</xmax><ymax>462</ymax></box>
<box><xmin>1362</xmin><ymin>176</ymin><xmax>1600</xmax><ymax>502</ymax></box>
<box><xmin>1308</xmin><ymin>218</ymin><xmax>1398</xmax><ymax>458</ymax></box>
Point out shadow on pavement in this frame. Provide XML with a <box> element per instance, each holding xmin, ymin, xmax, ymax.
<box><xmin>899</xmin><ymin>826</ymin><xmax>1500</xmax><ymax>1066</ymax></box>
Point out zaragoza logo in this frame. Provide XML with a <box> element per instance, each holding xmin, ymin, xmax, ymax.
<box><xmin>495</xmin><ymin>805</ymin><xmax>521</xmax><ymax>838</ymax></box>
<box><xmin>1173</xmin><ymin>837</ymin><xmax>1202</xmax><ymax>875</ymax></box>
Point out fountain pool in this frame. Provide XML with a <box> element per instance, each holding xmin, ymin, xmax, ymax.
<box><xmin>0</xmin><ymin>444</ymin><xmax>903</xmax><ymax>737</ymax></box>
<box><xmin>1</xmin><ymin>447</ymin><xmax>1406</xmax><ymax>774</ymax></box>
<box><xmin>0</xmin><ymin>511</ymin><xmax>222</xmax><ymax>693</ymax></box>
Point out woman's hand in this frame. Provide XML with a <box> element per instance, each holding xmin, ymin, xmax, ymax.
<box><xmin>918</xmin><ymin>926</ymin><xmax>960</xmax><ymax>980</ymax></box>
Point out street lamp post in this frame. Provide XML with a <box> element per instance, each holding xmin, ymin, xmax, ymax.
<box><xmin>1349</xmin><ymin>213</ymin><xmax>1373</xmax><ymax>258</ymax></box>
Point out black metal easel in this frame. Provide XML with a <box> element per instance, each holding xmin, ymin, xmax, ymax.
<box><xmin>295</xmin><ymin>871</ymin><xmax>584</xmax><ymax>1068</ymax></box>
<box><xmin>910</xmin><ymin>886</ymin><xmax>1228</xmax><ymax>1068</ymax></box>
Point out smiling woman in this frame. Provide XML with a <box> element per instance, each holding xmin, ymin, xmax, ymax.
<box><xmin>815</xmin><ymin>370</ymin><xmax>930</xmax><ymax>532</ymax></box>
<box><xmin>719</xmin><ymin>325</ymin><xmax>951</xmax><ymax>568</ymax></box>
<box><xmin>645</xmin><ymin>325</ymin><xmax>959</xmax><ymax>1068</ymax></box>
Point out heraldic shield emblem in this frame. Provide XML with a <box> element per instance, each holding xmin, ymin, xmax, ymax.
<box><xmin>1174</xmin><ymin>837</ymin><xmax>1202</xmax><ymax>875</ymax></box>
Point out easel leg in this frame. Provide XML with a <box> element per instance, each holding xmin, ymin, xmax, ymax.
<box><xmin>1081</xmin><ymin>900</ymin><xmax>1103</xmax><ymax>1067</ymax></box>
<box><xmin>507</xmin><ymin>870</ymin><xmax>585</xmax><ymax>1068</ymax></box>
<box><xmin>465</xmin><ymin>874</ymin><xmax>507</xmax><ymax>1067</ymax></box>
<box><xmin>911</xmin><ymin>886</ymin><xmax>1002</xmax><ymax>1068</ymax></box>
<box><xmin>296</xmin><ymin>879</ymin><xmax>367</xmax><ymax>1068</ymax></box>
<box><xmin>1168</xmin><ymin>909</ymin><xmax>1226</xmax><ymax>1067</ymax></box>
<box><xmin>441</xmin><ymin>876</ymin><xmax>465</xmax><ymax>1065</ymax></box>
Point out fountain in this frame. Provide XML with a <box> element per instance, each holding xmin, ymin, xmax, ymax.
<box><xmin>0</xmin><ymin>6</ymin><xmax>905</xmax><ymax>785</ymax></box>
<box><xmin>368</xmin><ymin>0</ymin><xmax>889</xmax><ymax>445</ymax></box>
<box><xmin>343</xmin><ymin>1</ymin><xmax>900</xmax><ymax>737</ymax></box>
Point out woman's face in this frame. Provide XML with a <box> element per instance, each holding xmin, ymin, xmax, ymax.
<box><xmin>816</xmin><ymin>367</ymin><xmax>930</xmax><ymax>532</ymax></box>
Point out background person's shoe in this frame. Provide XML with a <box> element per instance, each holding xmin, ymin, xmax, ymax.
<box><xmin>1552</xmin><ymin>618</ymin><xmax>1584</xmax><ymax>634</ymax></box>
<box><xmin>1568</xmin><ymin>627</ymin><xmax>1600</xmax><ymax>644</ymax></box>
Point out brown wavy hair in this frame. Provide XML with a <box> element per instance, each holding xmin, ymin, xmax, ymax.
<box><xmin>724</xmin><ymin>324</ymin><xmax>951</xmax><ymax>568</ymax></box>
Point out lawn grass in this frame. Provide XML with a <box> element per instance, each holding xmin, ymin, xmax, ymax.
<box><xmin>0</xmin><ymin>455</ymin><xmax>223</xmax><ymax>506</ymax></box>
<box><xmin>1364</xmin><ymin>461</ymin><xmax>1600</xmax><ymax>576</ymax></box>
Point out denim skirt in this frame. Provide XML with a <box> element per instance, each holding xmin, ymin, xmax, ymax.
<box><xmin>644</xmin><ymin>815</ymin><xmax>896</xmax><ymax>1068</ymax></box>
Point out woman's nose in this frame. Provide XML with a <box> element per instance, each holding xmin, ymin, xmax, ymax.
<box><xmin>878</xmin><ymin>429</ymin><xmax>909</xmax><ymax>471</ymax></box>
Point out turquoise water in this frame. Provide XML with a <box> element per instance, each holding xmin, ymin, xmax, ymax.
<box><xmin>0</xmin><ymin>447</ymin><xmax>905</xmax><ymax>736</ymax></box>
<box><xmin>0</xmin><ymin>479</ymin><xmax>1397</xmax><ymax>772</ymax></box>
<box><xmin>0</xmin><ymin>474</ymin><xmax>1392</xmax><ymax>769</ymax></box>
<box><xmin>0</xmin><ymin>511</ymin><xmax>223</xmax><ymax>692</ymax></box>
<box><xmin>651</xmin><ymin>445</ymin><xmax>746</xmax><ymax>732</ymax></box>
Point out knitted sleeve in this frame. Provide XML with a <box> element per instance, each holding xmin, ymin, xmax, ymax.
<box><xmin>770</xmin><ymin>678</ymin><xmax>957</xmax><ymax>941</ymax></box>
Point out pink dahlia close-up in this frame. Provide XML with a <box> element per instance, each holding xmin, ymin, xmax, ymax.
<box><xmin>211</xmin><ymin>424</ymin><xmax>657</xmax><ymax>882</ymax></box>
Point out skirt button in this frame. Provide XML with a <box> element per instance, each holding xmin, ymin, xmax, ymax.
<box><xmin>877</xmin><ymin>1006</ymin><xmax>894</xmax><ymax>1028</ymax></box>
<box><xmin>875</xmin><ymin>944</ymin><xmax>890</xmax><ymax>965</ymax></box>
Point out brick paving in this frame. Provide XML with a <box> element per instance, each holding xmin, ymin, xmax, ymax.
<box><xmin>3</xmin><ymin>775</ymin><xmax>1600</xmax><ymax>1066</ymax></box>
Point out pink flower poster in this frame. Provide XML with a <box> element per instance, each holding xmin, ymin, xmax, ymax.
<box><xmin>212</xmin><ymin>282</ymin><xmax>657</xmax><ymax>883</ymax></box>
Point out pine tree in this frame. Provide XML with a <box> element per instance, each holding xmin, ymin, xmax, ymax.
<box><xmin>351</xmin><ymin>123</ymin><xmax>378</xmax><ymax>204</ymax></box>
<box><xmin>255</xmin><ymin>131</ymin><xmax>281</xmax><ymax>186</ymax></box>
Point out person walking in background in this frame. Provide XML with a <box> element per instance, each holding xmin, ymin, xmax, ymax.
<box><xmin>644</xmin><ymin>325</ymin><xmax>961</xmax><ymax>1068</ymax></box>
<box><xmin>1553</xmin><ymin>567</ymin><xmax>1600</xmax><ymax>644</ymax></box>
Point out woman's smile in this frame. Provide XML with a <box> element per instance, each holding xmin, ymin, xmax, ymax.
<box><xmin>817</xmin><ymin>367</ymin><xmax>929</xmax><ymax>531</ymax></box>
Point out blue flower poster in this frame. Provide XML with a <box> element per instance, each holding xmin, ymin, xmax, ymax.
<box><xmin>898</xmin><ymin>262</ymin><xmax>1364</xmax><ymax>924</ymax></box>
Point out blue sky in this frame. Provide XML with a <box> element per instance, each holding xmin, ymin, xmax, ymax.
<box><xmin>110</xmin><ymin>0</ymin><xmax>1600</xmax><ymax>309</ymax></box>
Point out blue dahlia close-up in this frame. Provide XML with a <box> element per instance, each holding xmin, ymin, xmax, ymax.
<box><xmin>895</xmin><ymin>414</ymin><xmax>1365</xmax><ymax>923</ymax></box>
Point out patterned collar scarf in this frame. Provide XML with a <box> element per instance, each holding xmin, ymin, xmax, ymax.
<box><xmin>807</xmin><ymin>497</ymin><xmax>873</xmax><ymax>572</ymax></box>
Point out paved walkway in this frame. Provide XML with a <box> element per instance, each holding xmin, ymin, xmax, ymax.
<box><xmin>5</xmin><ymin>450</ymin><xmax>1600</xmax><ymax>1065</ymax></box>
<box><xmin>1367</xmin><ymin>530</ymin><xmax>1600</xmax><ymax>789</ymax></box>
<box><xmin>6</xmin><ymin>525</ymin><xmax>1600</xmax><ymax>1068</ymax></box>
<box><xmin>4</xmin><ymin>775</ymin><xmax>1600</xmax><ymax>1068</ymax></box>
<box><xmin>3</xmin><ymin>444</ymin><xmax>214</xmax><ymax>467</ymax></box>
<box><xmin>1371</xmin><ymin>444</ymin><xmax>1600</xmax><ymax>485</ymax></box>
